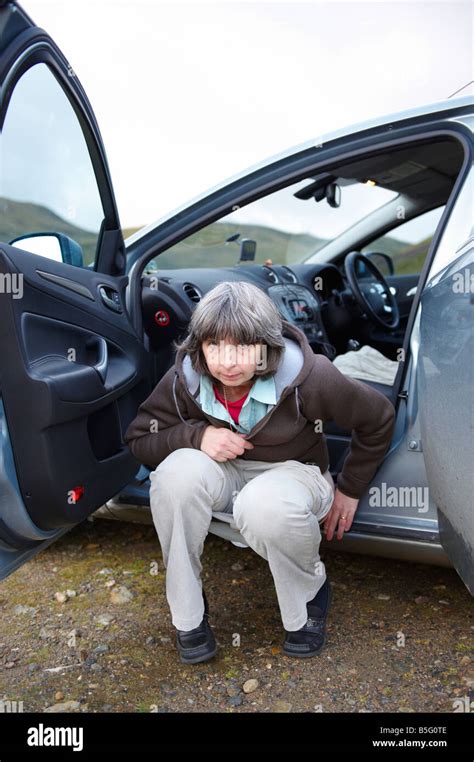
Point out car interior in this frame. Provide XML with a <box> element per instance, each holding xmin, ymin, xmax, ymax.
<box><xmin>119</xmin><ymin>135</ymin><xmax>464</xmax><ymax>499</ymax></box>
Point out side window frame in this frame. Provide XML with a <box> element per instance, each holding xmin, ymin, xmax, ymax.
<box><xmin>1</xmin><ymin>42</ymin><xmax>124</xmax><ymax>275</ymax></box>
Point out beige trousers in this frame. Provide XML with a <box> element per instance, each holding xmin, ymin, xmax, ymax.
<box><xmin>149</xmin><ymin>448</ymin><xmax>335</xmax><ymax>631</ymax></box>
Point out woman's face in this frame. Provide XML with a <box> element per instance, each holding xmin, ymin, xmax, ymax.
<box><xmin>201</xmin><ymin>338</ymin><xmax>265</xmax><ymax>387</ymax></box>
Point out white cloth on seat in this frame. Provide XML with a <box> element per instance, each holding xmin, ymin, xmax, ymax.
<box><xmin>333</xmin><ymin>345</ymin><xmax>399</xmax><ymax>386</ymax></box>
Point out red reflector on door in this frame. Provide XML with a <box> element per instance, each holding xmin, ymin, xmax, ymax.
<box><xmin>70</xmin><ymin>486</ymin><xmax>85</xmax><ymax>503</ymax></box>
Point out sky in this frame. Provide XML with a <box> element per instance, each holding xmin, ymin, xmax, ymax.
<box><xmin>11</xmin><ymin>0</ymin><xmax>474</xmax><ymax>233</ymax></box>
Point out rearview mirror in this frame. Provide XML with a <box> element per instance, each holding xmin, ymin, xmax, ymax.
<box><xmin>326</xmin><ymin>182</ymin><xmax>341</xmax><ymax>208</ymax></box>
<box><xmin>9</xmin><ymin>232</ymin><xmax>84</xmax><ymax>267</ymax></box>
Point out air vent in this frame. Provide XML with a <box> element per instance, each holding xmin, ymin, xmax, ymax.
<box><xmin>281</xmin><ymin>266</ymin><xmax>298</xmax><ymax>283</ymax></box>
<box><xmin>262</xmin><ymin>265</ymin><xmax>279</xmax><ymax>284</ymax></box>
<box><xmin>183</xmin><ymin>282</ymin><xmax>202</xmax><ymax>302</ymax></box>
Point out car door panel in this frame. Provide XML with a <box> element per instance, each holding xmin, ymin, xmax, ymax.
<box><xmin>418</xmin><ymin>162</ymin><xmax>473</xmax><ymax>593</ymax></box>
<box><xmin>0</xmin><ymin>2</ymin><xmax>154</xmax><ymax>578</ymax></box>
<box><xmin>0</xmin><ymin>242</ymin><xmax>151</xmax><ymax>537</ymax></box>
<box><xmin>418</xmin><ymin>253</ymin><xmax>473</xmax><ymax>593</ymax></box>
<box><xmin>22</xmin><ymin>314</ymin><xmax>138</xmax><ymax>402</ymax></box>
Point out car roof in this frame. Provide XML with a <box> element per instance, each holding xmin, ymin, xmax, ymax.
<box><xmin>125</xmin><ymin>95</ymin><xmax>473</xmax><ymax>248</ymax></box>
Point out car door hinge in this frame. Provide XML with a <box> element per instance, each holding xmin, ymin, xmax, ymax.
<box><xmin>398</xmin><ymin>390</ymin><xmax>408</xmax><ymax>400</ymax></box>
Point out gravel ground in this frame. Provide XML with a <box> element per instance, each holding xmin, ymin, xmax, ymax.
<box><xmin>0</xmin><ymin>517</ymin><xmax>472</xmax><ymax>714</ymax></box>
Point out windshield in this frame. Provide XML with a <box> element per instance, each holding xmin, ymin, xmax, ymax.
<box><xmin>145</xmin><ymin>178</ymin><xmax>398</xmax><ymax>271</ymax></box>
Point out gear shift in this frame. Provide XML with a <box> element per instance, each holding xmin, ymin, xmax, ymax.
<box><xmin>347</xmin><ymin>339</ymin><xmax>361</xmax><ymax>351</ymax></box>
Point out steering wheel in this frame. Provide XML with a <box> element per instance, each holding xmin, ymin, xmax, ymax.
<box><xmin>344</xmin><ymin>251</ymin><xmax>399</xmax><ymax>330</ymax></box>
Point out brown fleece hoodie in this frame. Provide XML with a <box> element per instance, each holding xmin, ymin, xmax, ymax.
<box><xmin>123</xmin><ymin>320</ymin><xmax>396</xmax><ymax>499</ymax></box>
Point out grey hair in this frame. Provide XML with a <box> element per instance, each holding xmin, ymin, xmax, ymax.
<box><xmin>173</xmin><ymin>281</ymin><xmax>286</xmax><ymax>379</ymax></box>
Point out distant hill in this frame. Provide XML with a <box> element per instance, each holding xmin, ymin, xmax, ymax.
<box><xmin>365</xmin><ymin>236</ymin><xmax>409</xmax><ymax>258</ymax></box>
<box><xmin>2</xmin><ymin>197</ymin><xmax>424</xmax><ymax>274</ymax></box>
<box><xmin>0</xmin><ymin>197</ymin><xmax>98</xmax><ymax>265</ymax></box>
<box><xmin>124</xmin><ymin>221</ymin><xmax>329</xmax><ymax>269</ymax></box>
<box><xmin>122</xmin><ymin>226</ymin><xmax>142</xmax><ymax>239</ymax></box>
<box><xmin>391</xmin><ymin>237</ymin><xmax>432</xmax><ymax>274</ymax></box>
<box><xmin>125</xmin><ymin>219</ymin><xmax>422</xmax><ymax>272</ymax></box>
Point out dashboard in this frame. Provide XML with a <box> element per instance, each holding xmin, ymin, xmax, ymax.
<box><xmin>140</xmin><ymin>262</ymin><xmax>347</xmax><ymax>359</ymax></box>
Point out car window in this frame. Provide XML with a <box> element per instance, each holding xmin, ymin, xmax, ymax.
<box><xmin>1</xmin><ymin>63</ymin><xmax>105</xmax><ymax>268</ymax></box>
<box><xmin>145</xmin><ymin>177</ymin><xmax>397</xmax><ymax>271</ymax></box>
<box><xmin>361</xmin><ymin>207</ymin><xmax>444</xmax><ymax>276</ymax></box>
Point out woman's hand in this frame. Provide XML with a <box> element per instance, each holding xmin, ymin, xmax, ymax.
<box><xmin>200</xmin><ymin>425</ymin><xmax>254</xmax><ymax>462</ymax></box>
<box><xmin>323</xmin><ymin>488</ymin><xmax>359</xmax><ymax>541</ymax></box>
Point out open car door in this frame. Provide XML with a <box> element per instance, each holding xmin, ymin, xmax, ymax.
<box><xmin>418</xmin><ymin>166</ymin><xmax>474</xmax><ymax>594</ymax></box>
<box><xmin>0</xmin><ymin>1</ymin><xmax>150</xmax><ymax>578</ymax></box>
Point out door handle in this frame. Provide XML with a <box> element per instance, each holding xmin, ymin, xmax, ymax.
<box><xmin>86</xmin><ymin>336</ymin><xmax>108</xmax><ymax>383</ymax></box>
<box><xmin>98</xmin><ymin>285</ymin><xmax>122</xmax><ymax>313</ymax></box>
<box><xmin>94</xmin><ymin>337</ymin><xmax>108</xmax><ymax>383</ymax></box>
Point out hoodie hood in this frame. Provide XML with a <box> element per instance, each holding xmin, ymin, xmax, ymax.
<box><xmin>171</xmin><ymin>319</ymin><xmax>316</xmax><ymax>428</ymax></box>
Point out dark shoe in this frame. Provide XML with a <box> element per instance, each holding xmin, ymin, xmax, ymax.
<box><xmin>283</xmin><ymin>579</ymin><xmax>332</xmax><ymax>658</ymax></box>
<box><xmin>175</xmin><ymin>588</ymin><xmax>217</xmax><ymax>664</ymax></box>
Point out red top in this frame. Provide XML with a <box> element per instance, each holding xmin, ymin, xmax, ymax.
<box><xmin>213</xmin><ymin>384</ymin><xmax>249</xmax><ymax>425</ymax></box>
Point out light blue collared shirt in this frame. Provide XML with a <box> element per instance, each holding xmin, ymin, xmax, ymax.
<box><xmin>199</xmin><ymin>374</ymin><xmax>277</xmax><ymax>433</ymax></box>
